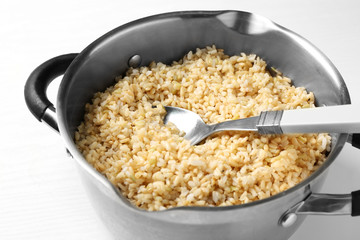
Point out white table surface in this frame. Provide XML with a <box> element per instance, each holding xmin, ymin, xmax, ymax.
<box><xmin>2</xmin><ymin>0</ymin><xmax>360</xmax><ymax>239</ymax></box>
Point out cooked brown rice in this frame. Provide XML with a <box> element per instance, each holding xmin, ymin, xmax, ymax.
<box><xmin>75</xmin><ymin>46</ymin><xmax>331</xmax><ymax>211</ymax></box>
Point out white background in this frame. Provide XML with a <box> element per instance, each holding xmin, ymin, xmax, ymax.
<box><xmin>2</xmin><ymin>0</ymin><xmax>360</xmax><ymax>239</ymax></box>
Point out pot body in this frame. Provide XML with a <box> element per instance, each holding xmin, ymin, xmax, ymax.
<box><xmin>76</xmin><ymin>160</ymin><xmax>328</xmax><ymax>240</ymax></box>
<box><xmin>52</xmin><ymin>11</ymin><xmax>350</xmax><ymax>240</ymax></box>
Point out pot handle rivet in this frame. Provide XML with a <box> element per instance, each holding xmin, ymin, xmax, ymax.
<box><xmin>128</xmin><ymin>55</ymin><xmax>142</xmax><ymax>68</ymax></box>
<box><xmin>280</xmin><ymin>213</ymin><xmax>297</xmax><ymax>228</ymax></box>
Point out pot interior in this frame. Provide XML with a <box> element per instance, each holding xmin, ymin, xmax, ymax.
<box><xmin>58</xmin><ymin>10</ymin><xmax>350</xmax><ymax>192</ymax></box>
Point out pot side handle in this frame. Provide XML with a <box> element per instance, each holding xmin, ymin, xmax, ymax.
<box><xmin>280</xmin><ymin>189</ymin><xmax>360</xmax><ymax>227</ymax></box>
<box><xmin>24</xmin><ymin>54</ymin><xmax>78</xmax><ymax>132</ymax></box>
<box><xmin>350</xmin><ymin>134</ymin><xmax>360</xmax><ymax>149</ymax></box>
<box><xmin>352</xmin><ymin>190</ymin><xmax>360</xmax><ymax>216</ymax></box>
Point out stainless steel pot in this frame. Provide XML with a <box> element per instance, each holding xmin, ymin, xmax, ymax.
<box><xmin>24</xmin><ymin>10</ymin><xmax>360</xmax><ymax>240</ymax></box>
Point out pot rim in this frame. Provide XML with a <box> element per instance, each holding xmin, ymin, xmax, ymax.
<box><xmin>57</xmin><ymin>10</ymin><xmax>351</xmax><ymax>214</ymax></box>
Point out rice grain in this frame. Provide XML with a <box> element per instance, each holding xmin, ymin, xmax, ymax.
<box><xmin>75</xmin><ymin>46</ymin><xmax>330</xmax><ymax>211</ymax></box>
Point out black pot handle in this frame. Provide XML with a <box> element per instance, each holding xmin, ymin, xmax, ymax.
<box><xmin>24</xmin><ymin>54</ymin><xmax>78</xmax><ymax>132</ymax></box>
<box><xmin>351</xmin><ymin>134</ymin><xmax>360</xmax><ymax>149</ymax></box>
<box><xmin>352</xmin><ymin>190</ymin><xmax>360</xmax><ymax>216</ymax></box>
